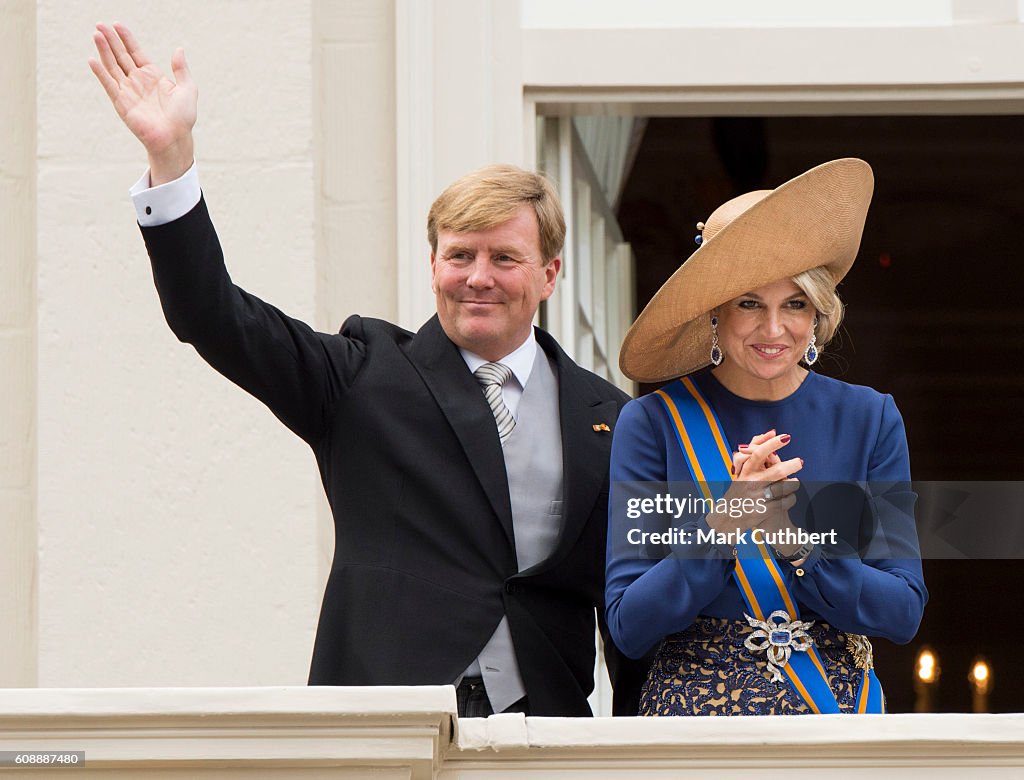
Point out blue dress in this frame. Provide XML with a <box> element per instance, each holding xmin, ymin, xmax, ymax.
<box><xmin>605</xmin><ymin>368</ymin><xmax>928</xmax><ymax>714</ymax></box>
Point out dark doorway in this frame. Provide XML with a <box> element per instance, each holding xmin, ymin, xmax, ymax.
<box><xmin>616</xmin><ymin>114</ymin><xmax>1024</xmax><ymax>713</ymax></box>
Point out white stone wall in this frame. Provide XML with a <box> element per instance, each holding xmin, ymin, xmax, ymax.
<box><xmin>35</xmin><ymin>1</ymin><xmax>320</xmax><ymax>686</ymax></box>
<box><xmin>0</xmin><ymin>0</ymin><xmax>37</xmax><ymax>688</ymax></box>
<box><xmin>315</xmin><ymin>0</ymin><xmax>397</xmax><ymax>330</ymax></box>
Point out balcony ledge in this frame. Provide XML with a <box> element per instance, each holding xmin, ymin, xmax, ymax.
<box><xmin>2</xmin><ymin>686</ymin><xmax>1022</xmax><ymax>778</ymax></box>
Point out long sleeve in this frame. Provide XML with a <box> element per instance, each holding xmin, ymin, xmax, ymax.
<box><xmin>605</xmin><ymin>399</ymin><xmax>732</xmax><ymax>660</ymax></box>
<box><xmin>788</xmin><ymin>394</ymin><xmax>928</xmax><ymax>643</ymax></box>
<box><xmin>140</xmin><ymin>197</ymin><xmax>366</xmax><ymax>447</ymax></box>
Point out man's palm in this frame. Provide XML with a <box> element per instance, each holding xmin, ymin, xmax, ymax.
<box><xmin>114</xmin><ymin>60</ymin><xmax>197</xmax><ymax>154</ymax></box>
<box><xmin>90</xmin><ymin>23</ymin><xmax>197</xmax><ymax>179</ymax></box>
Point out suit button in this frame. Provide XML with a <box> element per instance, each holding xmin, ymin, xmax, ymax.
<box><xmin>504</xmin><ymin>583</ymin><xmax>517</xmax><ymax>594</ymax></box>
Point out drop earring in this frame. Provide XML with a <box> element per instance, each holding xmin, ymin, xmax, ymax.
<box><xmin>804</xmin><ymin>318</ymin><xmax>819</xmax><ymax>366</ymax></box>
<box><xmin>710</xmin><ymin>315</ymin><xmax>723</xmax><ymax>366</ymax></box>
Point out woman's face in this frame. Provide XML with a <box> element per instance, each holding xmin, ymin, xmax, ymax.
<box><xmin>714</xmin><ymin>278</ymin><xmax>816</xmax><ymax>386</ymax></box>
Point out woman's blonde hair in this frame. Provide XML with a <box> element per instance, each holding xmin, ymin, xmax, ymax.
<box><xmin>427</xmin><ymin>164</ymin><xmax>565</xmax><ymax>264</ymax></box>
<box><xmin>792</xmin><ymin>265</ymin><xmax>844</xmax><ymax>350</ymax></box>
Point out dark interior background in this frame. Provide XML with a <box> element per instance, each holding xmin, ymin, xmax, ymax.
<box><xmin>616</xmin><ymin>114</ymin><xmax>1024</xmax><ymax>713</ymax></box>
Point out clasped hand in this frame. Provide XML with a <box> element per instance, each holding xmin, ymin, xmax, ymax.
<box><xmin>706</xmin><ymin>430</ymin><xmax>805</xmax><ymax>557</ymax></box>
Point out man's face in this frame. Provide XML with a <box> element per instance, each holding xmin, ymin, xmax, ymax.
<box><xmin>431</xmin><ymin>205</ymin><xmax>560</xmax><ymax>361</ymax></box>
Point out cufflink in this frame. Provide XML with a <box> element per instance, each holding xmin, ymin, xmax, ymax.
<box><xmin>592</xmin><ymin>423</ymin><xmax>611</xmax><ymax>432</ymax></box>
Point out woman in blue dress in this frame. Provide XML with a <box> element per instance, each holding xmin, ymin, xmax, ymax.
<box><xmin>607</xmin><ymin>159</ymin><xmax>927</xmax><ymax>716</ymax></box>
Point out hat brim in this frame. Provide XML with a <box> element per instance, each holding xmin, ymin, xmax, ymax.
<box><xmin>619</xmin><ymin>158</ymin><xmax>874</xmax><ymax>383</ymax></box>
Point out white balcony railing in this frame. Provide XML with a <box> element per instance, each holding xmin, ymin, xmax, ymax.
<box><xmin>1</xmin><ymin>687</ymin><xmax>1023</xmax><ymax>778</ymax></box>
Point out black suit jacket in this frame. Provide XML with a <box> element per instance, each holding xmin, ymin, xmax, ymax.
<box><xmin>140</xmin><ymin>197</ymin><xmax>644</xmax><ymax>715</ymax></box>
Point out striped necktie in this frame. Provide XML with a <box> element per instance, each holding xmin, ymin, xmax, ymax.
<box><xmin>474</xmin><ymin>362</ymin><xmax>516</xmax><ymax>445</ymax></box>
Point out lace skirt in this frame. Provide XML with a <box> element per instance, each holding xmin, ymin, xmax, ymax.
<box><xmin>639</xmin><ymin>616</ymin><xmax>867</xmax><ymax>716</ymax></box>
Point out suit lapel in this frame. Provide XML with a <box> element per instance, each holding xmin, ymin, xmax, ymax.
<box><xmin>530</xmin><ymin>329</ymin><xmax>617</xmax><ymax>572</ymax></box>
<box><xmin>406</xmin><ymin>316</ymin><xmax>515</xmax><ymax>547</ymax></box>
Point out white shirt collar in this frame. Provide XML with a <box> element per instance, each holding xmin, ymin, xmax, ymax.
<box><xmin>459</xmin><ymin>329</ymin><xmax>538</xmax><ymax>389</ymax></box>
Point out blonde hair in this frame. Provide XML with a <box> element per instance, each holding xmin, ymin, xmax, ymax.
<box><xmin>792</xmin><ymin>266</ymin><xmax>844</xmax><ymax>350</ymax></box>
<box><xmin>427</xmin><ymin>164</ymin><xmax>566</xmax><ymax>264</ymax></box>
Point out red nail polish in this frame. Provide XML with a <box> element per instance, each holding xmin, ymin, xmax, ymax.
<box><xmin>780</xmin><ymin>434</ymin><xmax>791</xmax><ymax>444</ymax></box>
<box><xmin>730</xmin><ymin>463</ymin><xmax>735</xmax><ymax>474</ymax></box>
<box><xmin>738</xmin><ymin>444</ymin><xmax>749</xmax><ymax>450</ymax></box>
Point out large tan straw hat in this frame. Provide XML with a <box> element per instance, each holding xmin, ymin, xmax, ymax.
<box><xmin>619</xmin><ymin>158</ymin><xmax>874</xmax><ymax>383</ymax></box>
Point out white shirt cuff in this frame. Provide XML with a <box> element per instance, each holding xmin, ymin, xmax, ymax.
<box><xmin>129</xmin><ymin>161</ymin><xmax>201</xmax><ymax>227</ymax></box>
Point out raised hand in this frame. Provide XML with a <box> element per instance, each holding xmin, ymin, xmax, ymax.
<box><xmin>732</xmin><ymin>431</ymin><xmax>806</xmax><ymax>559</ymax></box>
<box><xmin>89</xmin><ymin>22</ymin><xmax>197</xmax><ymax>186</ymax></box>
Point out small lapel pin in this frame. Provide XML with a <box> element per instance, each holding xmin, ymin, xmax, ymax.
<box><xmin>592</xmin><ymin>423</ymin><xmax>611</xmax><ymax>432</ymax></box>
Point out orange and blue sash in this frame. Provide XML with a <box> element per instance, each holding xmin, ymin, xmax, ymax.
<box><xmin>654</xmin><ymin>376</ymin><xmax>884</xmax><ymax>714</ymax></box>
